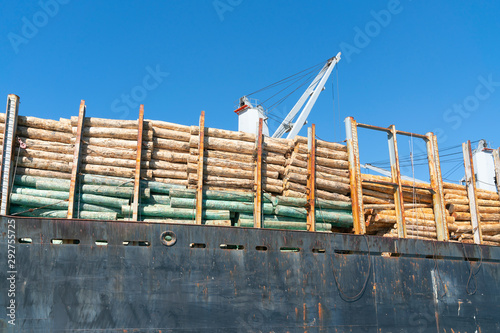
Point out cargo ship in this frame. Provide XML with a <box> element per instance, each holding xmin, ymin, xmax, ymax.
<box><xmin>1</xmin><ymin>55</ymin><xmax>500</xmax><ymax>332</ymax></box>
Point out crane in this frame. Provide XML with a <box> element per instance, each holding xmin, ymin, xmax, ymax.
<box><xmin>234</xmin><ymin>52</ymin><xmax>341</xmax><ymax>138</ymax></box>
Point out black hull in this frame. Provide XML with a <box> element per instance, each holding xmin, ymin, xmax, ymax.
<box><xmin>1</xmin><ymin>216</ymin><xmax>499</xmax><ymax>332</ymax></box>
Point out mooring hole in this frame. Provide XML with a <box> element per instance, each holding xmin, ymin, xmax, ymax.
<box><xmin>280</xmin><ymin>247</ymin><xmax>300</xmax><ymax>253</ymax></box>
<box><xmin>255</xmin><ymin>246</ymin><xmax>268</xmax><ymax>251</ymax></box>
<box><xmin>312</xmin><ymin>248</ymin><xmax>326</xmax><ymax>253</ymax></box>
<box><xmin>190</xmin><ymin>243</ymin><xmax>206</xmax><ymax>249</ymax></box>
<box><xmin>95</xmin><ymin>240</ymin><xmax>108</xmax><ymax>246</ymax></box>
<box><xmin>51</xmin><ymin>239</ymin><xmax>80</xmax><ymax>245</ymax></box>
<box><xmin>18</xmin><ymin>237</ymin><xmax>32</xmax><ymax>244</ymax></box>
<box><xmin>334</xmin><ymin>249</ymin><xmax>352</xmax><ymax>255</ymax></box>
<box><xmin>220</xmin><ymin>244</ymin><xmax>244</xmax><ymax>250</ymax></box>
<box><xmin>123</xmin><ymin>241</ymin><xmax>150</xmax><ymax>247</ymax></box>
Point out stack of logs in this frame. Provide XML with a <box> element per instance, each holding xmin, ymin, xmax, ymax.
<box><xmin>362</xmin><ymin>174</ymin><xmax>442</xmax><ymax>240</ymax></box>
<box><xmin>283</xmin><ymin>137</ymin><xmax>351</xmax><ymax>201</ymax></box>
<box><xmin>444</xmin><ymin>183</ymin><xmax>500</xmax><ymax>246</ymax></box>
<box><xmin>188</xmin><ymin>126</ymin><xmax>289</xmax><ymax>196</ymax></box>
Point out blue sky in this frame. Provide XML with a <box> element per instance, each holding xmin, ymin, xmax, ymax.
<box><xmin>1</xmin><ymin>0</ymin><xmax>499</xmax><ymax>182</ymax></box>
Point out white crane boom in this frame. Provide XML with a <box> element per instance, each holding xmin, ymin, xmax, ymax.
<box><xmin>272</xmin><ymin>52</ymin><xmax>341</xmax><ymax>139</ymax></box>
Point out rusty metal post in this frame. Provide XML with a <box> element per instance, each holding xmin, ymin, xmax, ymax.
<box><xmin>388</xmin><ymin>125</ymin><xmax>406</xmax><ymax>238</ymax></box>
<box><xmin>306</xmin><ymin>125</ymin><xmax>316</xmax><ymax>232</ymax></box>
<box><xmin>463</xmin><ymin>140</ymin><xmax>482</xmax><ymax>244</ymax></box>
<box><xmin>426</xmin><ymin>133</ymin><xmax>448</xmax><ymax>241</ymax></box>
<box><xmin>344</xmin><ymin>117</ymin><xmax>365</xmax><ymax>234</ymax></box>
<box><xmin>253</xmin><ymin>118</ymin><xmax>263</xmax><ymax>228</ymax></box>
<box><xmin>132</xmin><ymin>104</ymin><xmax>145</xmax><ymax>221</ymax></box>
<box><xmin>195</xmin><ymin>111</ymin><xmax>205</xmax><ymax>225</ymax></box>
<box><xmin>67</xmin><ymin>100</ymin><xmax>86</xmax><ymax>219</ymax></box>
<box><xmin>0</xmin><ymin>94</ymin><xmax>20</xmax><ymax>215</ymax></box>
<box><xmin>493</xmin><ymin>148</ymin><xmax>500</xmax><ymax>195</ymax></box>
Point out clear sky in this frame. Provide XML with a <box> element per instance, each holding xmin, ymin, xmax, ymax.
<box><xmin>1</xmin><ymin>0</ymin><xmax>499</xmax><ymax>182</ymax></box>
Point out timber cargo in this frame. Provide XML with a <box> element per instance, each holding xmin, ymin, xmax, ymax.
<box><xmin>1</xmin><ymin>93</ymin><xmax>500</xmax><ymax>332</ymax></box>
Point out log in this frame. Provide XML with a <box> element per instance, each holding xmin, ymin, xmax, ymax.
<box><xmin>81</xmin><ymin>163</ymin><xmax>135</xmax><ymax>178</ymax></box>
<box><xmin>170</xmin><ymin>188</ymin><xmax>272</xmax><ymax>203</ymax></box>
<box><xmin>274</xmin><ymin>205</ymin><xmax>353</xmax><ymax>227</ymax></box>
<box><xmin>9</xmin><ymin>206</ymin><xmax>117</xmax><ymax>220</ymax></box>
<box><xmin>17</xmin><ymin>115</ymin><xmax>71</xmax><ymax>132</ymax></box>
<box><xmin>283</xmin><ymin>189</ymin><xmax>351</xmax><ymax>202</ymax></box>
<box><xmin>272</xmin><ymin>196</ymin><xmax>352</xmax><ymax>210</ymax></box>
<box><xmin>188</xmin><ymin>174</ymin><xmax>253</xmax><ymax>188</ymax></box>
<box><xmin>188</xmin><ymin>155</ymin><xmax>253</xmax><ymax>171</ymax></box>
<box><xmin>121</xmin><ymin>204</ymin><xmax>230</xmax><ymax>220</ymax></box>
<box><xmin>238</xmin><ymin>220</ymin><xmax>331</xmax><ymax>231</ymax></box>
<box><xmin>16</xmin><ymin>148</ymin><xmax>73</xmax><ymax>162</ymax></box>
<box><xmin>152</xmin><ymin>149</ymin><xmax>190</xmax><ymax>163</ymax></box>
<box><xmin>170</xmin><ymin>197</ymin><xmax>274</xmax><ymax>214</ymax></box>
<box><xmin>19</xmin><ymin>138</ymin><xmax>75</xmax><ymax>154</ymax></box>
<box><xmin>285</xmin><ymin>164</ymin><xmax>348</xmax><ymax>178</ymax></box>
<box><xmin>82</xmin><ymin>144</ymin><xmax>151</xmax><ymax>161</ymax></box>
<box><xmin>452</xmin><ymin>212</ymin><xmax>500</xmax><ymax>221</ymax></box>
<box><xmin>148</xmin><ymin>159</ymin><xmax>188</xmax><ymax>172</ymax></box>
<box><xmin>17</xmin><ymin>125</ymin><xmax>72</xmax><ymax>143</ymax></box>
<box><xmin>364</xmin><ymin>203</ymin><xmax>432</xmax><ymax>210</ymax></box>
<box><xmin>76</xmin><ymin>137</ymin><xmax>153</xmax><ymax>150</ymax></box>
<box><xmin>238</xmin><ymin>213</ymin><xmax>306</xmax><ymax>223</ymax></box>
<box><xmin>295</xmin><ymin>143</ymin><xmax>348</xmax><ymax>160</ymax></box>
<box><xmin>73</xmin><ymin>126</ymin><xmax>153</xmax><ymax>141</ymax></box>
<box><xmin>12</xmin><ymin>187</ymin><xmax>68</xmax><ymax>200</ymax></box>
<box><xmin>153</xmin><ymin>127</ymin><xmax>191</xmax><ymax>142</ymax></box>
<box><xmin>15</xmin><ymin>167</ymin><xmax>72</xmax><ymax>179</ymax></box>
<box><xmin>142</xmin><ymin>194</ymin><xmax>171</xmax><ymax>205</ymax></box>
<box><xmin>190</xmin><ymin>148</ymin><xmax>286</xmax><ymax>166</ymax></box>
<box><xmin>71</xmin><ymin>116</ymin><xmax>139</xmax><ymax>129</ymax></box>
<box><xmin>35</xmin><ymin>181</ymin><xmax>150</xmax><ymax>199</ymax></box>
<box><xmin>17</xmin><ymin>156</ymin><xmax>71</xmax><ymax>173</ymax></box>
<box><xmin>148</xmin><ymin>177</ymin><xmax>189</xmax><ymax>186</ymax></box>
<box><xmin>284</xmin><ymin>174</ymin><xmax>350</xmax><ymax>193</ymax></box>
<box><xmin>147</xmin><ymin>119</ymin><xmax>191</xmax><ymax>133</ymax></box>
<box><xmin>293</xmin><ymin>135</ymin><xmax>347</xmax><ymax>152</ymax></box>
<box><xmin>190</xmin><ymin>134</ymin><xmax>291</xmax><ymax>155</ymax></box>
<box><xmin>187</xmin><ymin>164</ymin><xmax>278</xmax><ymax>180</ymax></box>
<box><xmin>144</xmin><ymin>169</ymin><xmax>188</xmax><ymax>180</ymax></box>
<box><xmin>154</xmin><ymin>137</ymin><xmax>190</xmax><ymax>152</ymax></box>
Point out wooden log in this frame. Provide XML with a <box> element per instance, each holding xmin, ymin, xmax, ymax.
<box><xmin>285</xmin><ymin>169</ymin><xmax>349</xmax><ymax>184</ymax></box>
<box><xmin>188</xmin><ymin>173</ymin><xmax>253</xmax><ymax>188</ymax></box>
<box><xmin>147</xmin><ymin>159</ymin><xmax>187</xmax><ymax>172</ymax></box>
<box><xmin>18</xmin><ymin>116</ymin><xmax>71</xmax><ymax>132</ymax></box>
<box><xmin>9</xmin><ymin>206</ymin><xmax>117</xmax><ymax>220</ymax></box>
<box><xmin>273</xmin><ymin>196</ymin><xmax>351</xmax><ymax>210</ymax></box>
<box><xmin>453</xmin><ymin>212</ymin><xmax>500</xmax><ymax>221</ymax></box>
<box><xmin>288</xmin><ymin>151</ymin><xmax>349</xmax><ymax>169</ymax></box>
<box><xmin>147</xmin><ymin>119</ymin><xmax>191</xmax><ymax>133</ymax></box>
<box><xmin>17</xmin><ymin>125</ymin><xmax>72</xmax><ymax>143</ymax></box>
<box><xmin>274</xmin><ymin>205</ymin><xmax>353</xmax><ymax>227</ymax></box>
<box><xmin>238</xmin><ymin>220</ymin><xmax>331</xmax><ymax>231</ymax></box>
<box><xmin>71</xmin><ymin>116</ymin><xmax>139</xmax><ymax>129</ymax></box>
<box><xmin>154</xmin><ymin>137</ymin><xmax>190</xmax><ymax>152</ymax></box>
<box><xmin>190</xmin><ymin>148</ymin><xmax>286</xmax><ymax>166</ymax></box>
<box><xmin>76</xmin><ymin>137</ymin><xmax>153</xmax><ymax>150</ymax></box>
<box><xmin>17</xmin><ymin>156</ymin><xmax>71</xmax><ymax>173</ymax></box>
<box><xmin>238</xmin><ymin>213</ymin><xmax>306</xmax><ymax>223</ymax></box>
<box><xmin>169</xmin><ymin>188</ymin><xmax>272</xmax><ymax>203</ymax></box>
<box><xmin>12</xmin><ymin>187</ymin><xmax>68</xmax><ymax>200</ymax></box>
<box><xmin>144</xmin><ymin>169</ymin><xmax>188</xmax><ymax>180</ymax></box>
<box><xmin>190</xmin><ymin>134</ymin><xmax>291</xmax><ymax>155</ymax></box>
<box><xmin>285</xmin><ymin>164</ymin><xmax>348</xmax><ymax>178</ymax></box>
<box><xmin>364</xmin><ymin>203</ymin><xmax>432</xmax><ymax>210</ymax></box>
<box><xmin>121</xmin><ymin>204</ymin><xmax>230</xmax><ymax>220</ymax></box>
<box><xmin>15</xmin><ymin>167</ymin><xmax>71</xmax><ymax>179</ymax></box>
<box><xmin>294</xmin><ymin>135</ymin><xmax>347</xmax><ymax>152</ymax></box>
<box><xmin>284</xmin><ymin>173</ymin><xmax>350</xmax><ymax>192</ymax></box>
<box><xmin>81</xmin><ymin>163</ymin><xmax>135</xmax><ymax>178</ymax></box>
<box><xmin>72</xmin><ymin>126</ymin><xmax>153</xmax><ymax>141</ymax></box>
<box><xmin>478</xmin><ymin>199</ymin><xmax>500</xmax><ymax>207</ymax></box>
<box><xmin>83</xmin><ymin>144</ymin><xmax>151</xmax><ymax>161</ymax></box>
<box><xmin>14</xmin><ymin>138</ymin><xmax>74</xmax><ymax>154</ymax></box>
<box><xmin>284</xmin><ymin>179</ymin><xmax>350</xmax><ymax>196</ymax></box>
<box><xmin>443</xmin><ymin>182</ymin><xmax>466</xmax><ymax>190</ymax></box>
<box><xmin>187</xmin><ymin>163</ymin><xmax>278</xmax><ymax>180</ymax></box>
<box><xmin>35</xmin><ymin>181</ymin><xmax>150</xmax><ymax>199</ymax></box>
<box><xmin>148</xmin><ymin>177</ymin><xmax>189</xmax><ymax>186</ymax></box>
<box><xmin>295</xmin><ymin>143</ymin><xmax>348</xmax><ymax>160</ymax></box>
<box><xmin>152</xmin><ymin>149</ymin><xmax>189</xmax><ymax>163</ymax></box>
<box><xmin>153</xmin><ymin>127</ymin><xmax>191</xmax><ymax>142</ymax></box>
<box><xmin>170</xmin><ymin>197</ymin><xmax>274</xmax><ymax>214</ymax></box>
<box><xmin>188</xmin><ymin>155</ymin><xmax>253</xmax><ymax>171</ymax></box>
<box><xmin>142</xmin><ymin>194</ymin><xmax>171</xmax><ymax>205</ymax></box>
<box><xmin>16</xmin><ymin>148</ymin><xmax>73</xmax><ymax>162</ymax></box>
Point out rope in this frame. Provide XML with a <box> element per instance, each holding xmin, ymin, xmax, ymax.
<box><xmin>331</xmin><ymin>234</ymin><xmax>372</xmax><ymax>302</ymax></box>
<box><xmin>461</xmin><ymin>243</ymin><xmax>483</xmax><ymax>295</ymax></box>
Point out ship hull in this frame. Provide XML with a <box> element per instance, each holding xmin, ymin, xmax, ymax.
<box><xmin>1</xmin><ymin>216</ymin><xmax>499</xmax><ymax>332</ymax></box>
